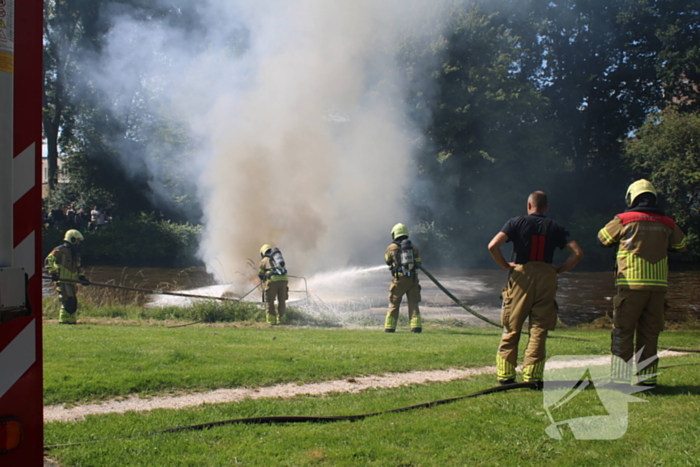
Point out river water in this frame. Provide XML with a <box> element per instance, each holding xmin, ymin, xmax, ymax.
<box><xmin>48</xmin><ymin>265</ymin><xmax>700</xmax><ymax>327</ymax></box>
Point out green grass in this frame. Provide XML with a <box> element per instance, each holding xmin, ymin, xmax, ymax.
<box><xmin>45</xmin><ymin>358</ymin><xmax>700</xmax><ymax>467</ymax></box>
<box><xmin>43</xmin><ymin>325</ymin><xmax>502</xmax><ymax>405</ymax></box>
<box><xmin>43</xmin><ymin>324</ymin><xmax>699</xmax><ymax>406</ymax></box>
<box><xmin>42</xmin><ymin>294</ymin><xmax>268</xmax><ymax>324</ymax></box>
<box><xmin>42</xmin><ymin>321</ymin><xmax>700</xmax><ymax>466</ymax></box>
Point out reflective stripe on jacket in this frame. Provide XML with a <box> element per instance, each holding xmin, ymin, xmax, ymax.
<box><xmin>45</xmin><ymin>244</ymin><xmax>82</xmax><ymax>282</ymax></box>
<box><xmin>598</xmin><ymin>211</ymin><xmax>686</xmax><ymax>290</ymax></box>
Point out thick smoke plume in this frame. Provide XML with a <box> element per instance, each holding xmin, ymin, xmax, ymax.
<box><xmin>88</xmin><ymin>0</ymin><xmax>441</xmax><ymax>282</ymax></box>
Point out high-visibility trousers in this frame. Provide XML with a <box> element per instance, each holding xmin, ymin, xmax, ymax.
<box><xmin>610</xmin><ymin>288</ymin><xmax>665</xmax><ymax>384</ymax></box>
<box><xmin>57</xmin><ymin>282</ymin><xmax>78</xmax><ymax>324</ymax></box>
<box><xmin>497</xmin><ymin>262</ymin><xmax>557</xmax><ymax>382</ymax></box>
<box><xmin>385</xmin><ymin>276</ymin><xmax>421</xmax><ymax>330</ymax></box>
<box><xmin>265</xmin><ymin>280</ymin><xmax>288</xmax><ymax>323</ymax></box>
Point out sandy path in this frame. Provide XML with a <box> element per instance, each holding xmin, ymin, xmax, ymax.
<box><xmin>44</xmin><ymin>366</ymin><xmax>496</xmax><ymax>423</ymax></box>
<box><xmin>44</xmin><ymin>350</ymin><xmax>685</xmax><ymax>423</ymax></box>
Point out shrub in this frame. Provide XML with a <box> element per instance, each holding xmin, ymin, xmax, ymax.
<box><xmin>42</xmin><ymin>216</ymin><xmax>202</xmax><ymax>267</ymax></box>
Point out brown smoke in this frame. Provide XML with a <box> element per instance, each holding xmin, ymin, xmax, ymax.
<box><xmin>197</xmin><ymin>1</ymin><xmax>431</xmax><ymax>283</ymax></box>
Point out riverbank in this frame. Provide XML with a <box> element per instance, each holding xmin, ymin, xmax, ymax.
<box><xmin>44</xmin><ymin>265</ymin><xmax>700</xmax><ymax>326</ymax></box>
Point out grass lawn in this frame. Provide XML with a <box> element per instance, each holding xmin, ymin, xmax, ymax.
<box><xmin>43</xmin><ymin>323</ymin><xmax>630</xmax><ymax>405</ymax></box>
<box><xmin>42</xmin><ymin>322</ymin><xmax>700</xmax><ymax>466</ymax></box>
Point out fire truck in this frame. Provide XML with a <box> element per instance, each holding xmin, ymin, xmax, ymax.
<box><xmin>0</xmin><ymin>0</ymin><xmax>44</xmax><ymax>465</ymax></box>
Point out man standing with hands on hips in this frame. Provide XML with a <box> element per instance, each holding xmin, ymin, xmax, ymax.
<box><xmin>488</xmin><ymin>191</ymin><xmax>584</xmax><ymax>386</ymax></box>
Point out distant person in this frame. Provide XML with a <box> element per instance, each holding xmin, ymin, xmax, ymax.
<box><xmin>66</xmin><ymin>205</ymin><xmax>76</xmax><ymax>229</ymax></box>
<box><xmin>45</xmin><ymin>229</ymin><xmax>90</xmax><ymax>324</ymax></box>
<box><xmin>258</xmin><ymin>244</ymin><xmax>289</xmax><ymax>325</ymax></box>
<box><xmin>103</xmin><ymin>203</ymin><xmax>115</xmax><ymax>223</ymax></box>
<box><xmin>598</xmin><ymin>179</ymin><xmax>686</xmax><ymax>388</ymax></box>
<box><xmin>488</xmin><ymin>191</ymin><xmax>583</xmax><ymax>386</ymax></box>
<box><xmin>50</xmin><ymin>207</ymin><xmax>65</xmax><ymax>228</ymax></box>
<box><xmin>384</xmin><ymin>223</ymin><xmax>423</xmax><ymax>333</ymax></box>
<box><xmin>89</xmin><ymin>206</ymin><xmax>109</xmax><ymax>232</ymax></box>
<box><xmin>72</xmin><ymin>207</ymin><xmax>85</xmax><ymax>231</ymax></box>
<box><xmin>96</xmin><ymin>209</ymin><xmax>109</xmax><ymax>227</ymax></box>
<box><xmin>89</xmin><ymin>206</ymin><xmax>99</xmax><ymax>232</ymax></box>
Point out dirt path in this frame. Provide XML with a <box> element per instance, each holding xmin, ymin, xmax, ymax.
<box><xmin>44</xmin><ymin>350</ymin><xmax>686</xmax><ymax>423</ymax></box>
<box><xmin>44</xmin><ymin>366</ymin><xmax>496</xmax><ymax>423</ymax></box>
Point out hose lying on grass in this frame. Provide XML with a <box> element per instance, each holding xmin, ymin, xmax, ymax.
<box><xmin>42</xmin><ymin>276</ymin><xmax>248</xmax><ymax>302</ymax></box>
<box><xmin>43</xmin><ymin>361</ymin><xmax>700</xmax><ymax>451</ymax></box>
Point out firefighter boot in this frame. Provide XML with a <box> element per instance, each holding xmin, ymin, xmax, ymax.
<box><xmin>410</xmin><ymin>315</ymin><xmax>422</xmax><ymax>333</ymax></box>
<box><xmin>59</xmin><ymin>296</ymin><xmax>78</xmax><ymax>324</ymax></box>
<box><xmin>59</xmin><ymin>309</ymin><xmax>77</xmax><ymax>324</ymax></box>
<box><xmin>384</xmin><ymin>315</ymin><xmax>397</xmax><ymax>333</ymax></box>
<box><xmin>497</xmin><ymin>354</ymin><xmax>516</xmax><ymax>385</ymax></box>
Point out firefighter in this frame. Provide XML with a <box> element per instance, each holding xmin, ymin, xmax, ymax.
<box><xmin>385</xmin><ymin>223</ymin><xmax>423</xmax><ymax>333</ymax></box>
<box><xmin>258</xmin><ymin>244</ymin><xmax>289</xmax><ymax>325</ymax></box>
<box><xmin>45</xmin><ymin>229</ymin><xmax>90</xmax><ymax>324</ymax></box>
<box><xmin>598</xmin><ymin>179</ymin><xmax>686</xmax><ymax>387</ymax></box>
<box><xmin>488</xmin><ymin>191</ymin><xmax>584</xmax><ymax>385</ymax></box>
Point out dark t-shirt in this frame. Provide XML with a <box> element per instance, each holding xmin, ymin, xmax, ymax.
<box><xmin>500</xmin><ymin>213</ymin><xmax>572</xmax><ymax>264</ymax></box>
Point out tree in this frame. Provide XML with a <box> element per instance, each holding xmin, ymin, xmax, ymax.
<box><xmin>400</xmin><ymin>2</ymin><xmax>559</xmax><ymax>265</ymax></box>
<box><xmin>526</xmin><ymin>0</ymin><xmax>664</xmax><ymax>172</ymax></box>
<box><xmin>43</xmin><ymin>0</ymin><xmax>99</xmax><ymax>191</ymax></box>
<box><xmin>654</xmin><ymin>1</ymin><xmax>700</xmax><ymax>112</ymax></box>
<box><xmin>625</xmin><ymin>107</ymin><xmax>700</xmax><ymax>258</ymax></box>
<box><xmin>43</xmin><ymin>0</ymin><xmax>207</xmax><ymax>218</ymax></box>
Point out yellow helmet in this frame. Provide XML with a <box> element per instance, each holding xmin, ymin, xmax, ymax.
<box><xmin>64</xmin><ymin>229</ymin><xmax>84</xmax><ymax>244</ymax></box>
<box><xmin>391</xmin><ymin>223</ymin><xmax>409</xmax><ymax>240</ymax></box>
<box><xmin>625</xmin><ymin>179</ymin><xmax>657</xmax><ymax>206</ymax></box>
<box><xmin>260</xmin><ymin>244</ymin><xmax>272</xmax><ymax>257</ymax></box>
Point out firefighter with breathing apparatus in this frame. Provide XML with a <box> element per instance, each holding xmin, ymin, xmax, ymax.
<box><xmin>488</xmin><ymin>191</ymin><xmax>584</xmax><ymax>385</ymax></box>
<box><xmin>598</xmin><ymin>179</ymin><xmax>686</xmax><ymax>388</ymax></box>
<box><xmin>258</xmin><ymin>244</ymin><xmax>289</xmax><ymax>325</ymax></box>
<box><xmin>384</xmin><ymin>223</ymin><xmax>423</xmax><ymax>333</ymax></box>
<box><xmin>45</xmin><ymin>229</ymin><xmax>90</xmax><ymax>324</ymax></box>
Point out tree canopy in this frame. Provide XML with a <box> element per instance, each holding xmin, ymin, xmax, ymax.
<box><xmin>43</xmin><ymin>0</ymin><xmax>700</xmax><ymax>264</ymax></box>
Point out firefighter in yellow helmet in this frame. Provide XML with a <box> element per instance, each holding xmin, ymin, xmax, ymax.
<box><xmin>258</xmin><ymin>244</ymin><xmax>289</xmax><ymax>325</ymax></box>
<box><xmin>488</xmin><ymin>191</ymin><xmax>584</xmax><ymax>385</ymax></box>
<box><xmin>45</xmin><ymin>229</ymin><xmax>90</xmax><ymax>324</ymax></box>
<box><xmin>384</xmin><ymin>223</ymin><xmax>423</xmax><ymax>333</ymax></box>
<box><xmin>598</xmin><ymin>179</ymin><xmax>686</xmax><ymax>388</ymax></box>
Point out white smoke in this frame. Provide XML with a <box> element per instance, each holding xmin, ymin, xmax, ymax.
<box><xmin>86</xmin><ymin>0</ymin><xmax>445</xmax><ymax>282</ymax></box>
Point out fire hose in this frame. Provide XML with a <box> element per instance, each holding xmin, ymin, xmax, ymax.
<box><xmin>42</xmin><ymin>361</ymin><xmax>700</xmax><ymax>451</ymax></box>
<box><xmin>42</xmin><ymin>276</ymin><xmax>247</xmax><ymax>302</ymax></box>
<box><xmin>41</xmin><ymin>270</ymin><xmax>700</xmax><ymax>451</ymax></box>
<box><xmin>418</xmin><ymin>266</ymin><xmax>592</xmax><ymax>342</ymax></box>
<box><xmin>418</xmin><ymin>266</ymin><xmax>501</xmax><ymax>328</ymax></box>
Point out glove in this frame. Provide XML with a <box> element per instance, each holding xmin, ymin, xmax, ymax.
<box><xmin>50</xmin><ymin>273</ymin><xmax>59</xmax><ymax>282</ymax></box>
<box><xmin>78</xmin><ymin>275</ymin><xmax>90</xmax><ymax>286</ymax></box>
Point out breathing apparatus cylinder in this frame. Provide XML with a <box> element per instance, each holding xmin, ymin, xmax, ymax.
<box><xmin>270</xmin><ymin>248</ymin><xmax>287</xmax><ymax>275</ymax></box>
<box><xmin>398</xmin><ymin>239</ymin><xmax>414</xmax><ymax>277</ymax></box>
